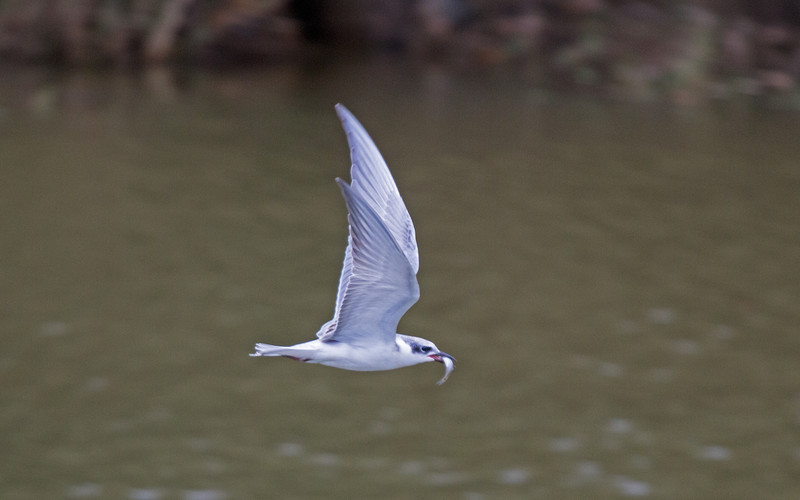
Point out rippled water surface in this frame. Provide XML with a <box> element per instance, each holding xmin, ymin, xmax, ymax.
<box><xmin>1</xmin><ymin>62</ymin><xmax>799</xmax><ymax>499</ymax></box>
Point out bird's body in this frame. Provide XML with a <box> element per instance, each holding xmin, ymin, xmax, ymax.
<box><xmin>250</xmin><ymin>104</ymin><xmax>454</xmax><ymax>385</ymax></box>
<box><xmin>251</xmin><ymin>334</ymin><xmax>439</xmax><ymax>372</ymax></box>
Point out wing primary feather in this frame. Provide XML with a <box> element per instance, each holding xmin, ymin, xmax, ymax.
<box><xmin>335</xmin><ymin>104</ymin><xmax>420</xmax><ymax>273</ymax></box>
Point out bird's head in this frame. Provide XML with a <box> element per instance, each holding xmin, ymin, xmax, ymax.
<box><xmin>397</xmin><ymin>334</ymin><xmax>456</xmax><ymax>385</ymax></box>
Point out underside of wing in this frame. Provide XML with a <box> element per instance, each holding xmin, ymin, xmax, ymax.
<box><xmin>317</xmin><ymin>180</ymin><xmax>420</xmax><ymax>346</ymax></box>
<box><xmin>316</xmin><ymin>105</ymin><xmax>422</xmax><ymax>346</ymax></box>
<box><xmin>335</xmin><ymin>104</ymin><xmax>419</xmax><ymax>273</ymax></box>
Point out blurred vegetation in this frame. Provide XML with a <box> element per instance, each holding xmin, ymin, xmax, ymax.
<box><xmin>1</xmin><ymin>0</ymin><xmax>799</xmax><ymax>100</ymax></box>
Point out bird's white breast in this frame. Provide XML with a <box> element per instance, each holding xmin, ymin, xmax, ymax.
<box><xmin>313</xmin><ymin>338</ymin><xmax>424</xmax><ymax>371</ymax></box>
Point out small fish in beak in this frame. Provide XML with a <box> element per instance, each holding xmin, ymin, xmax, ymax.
<box><xmin>430</xmin><ymin>352</ymin><xmax>456</xmax><ymax>385</ymax></box>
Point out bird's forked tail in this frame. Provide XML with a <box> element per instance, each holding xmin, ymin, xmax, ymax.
<box><xmin>249</xmin><ymin>343</ymin><xmax>315</xmax><ymax>362</ymax></box>
<box><xmin>249</xmin><ymin>343</ymin><xmax>284</xmax><ymax>357</ymax></box>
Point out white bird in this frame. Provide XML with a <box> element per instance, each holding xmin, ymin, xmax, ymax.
<box><xmin>250</xmin><ymin>104</ymin><xmax>455</xmax><ymax>385</ymax></box>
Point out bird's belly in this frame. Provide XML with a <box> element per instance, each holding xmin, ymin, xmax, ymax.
<box><xmin>315</xmin><ymin>343</ymin><xmax>413</xmax><ymax>371</ymax></box>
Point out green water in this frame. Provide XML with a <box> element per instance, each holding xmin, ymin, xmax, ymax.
<box><xmin>1</xmin><ymin>62</ymin><xmax>799</xmax><ymax>499</ymax></box>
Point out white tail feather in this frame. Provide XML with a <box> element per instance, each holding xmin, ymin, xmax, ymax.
<box><xmin>249</xmin><ymin>343</ymin><xmax>285</xmax><ymax>357</ymax></box>
<box><xmin>249</xmin><ymin>343</ymin><xmax>319</xmax><ymax>362</ymax></box>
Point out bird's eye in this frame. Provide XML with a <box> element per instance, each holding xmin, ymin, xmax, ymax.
<box><xmin>410</xmin><ymin>343</ymin><xmax>434</xmax><ymax>354</ymax></box>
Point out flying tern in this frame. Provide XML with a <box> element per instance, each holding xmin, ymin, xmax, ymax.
<box><xmin>250</xmin><ymin>104</ymin><xmax>455</xmax><ymax>385</ymax></box>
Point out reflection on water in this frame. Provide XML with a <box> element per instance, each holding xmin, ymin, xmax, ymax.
<box><xmin>1</xmin><ymin>61</ymin><xmax>799</xmax><ymax>499</ymax></box>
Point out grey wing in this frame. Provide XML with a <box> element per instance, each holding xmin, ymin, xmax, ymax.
<box><xmin>335</xmin><ymin>104</ymin><xmax>419</xmax><ymax>273</ymax></box>
<box><xmin>316</xmin><ymin>105</ymin><xmax>420</xmax><ymax>345</ymax></box>
<box><xmin>316</xmin><ymin>180</ymin><xmax>419</xmax><ymax>346</ymax></box>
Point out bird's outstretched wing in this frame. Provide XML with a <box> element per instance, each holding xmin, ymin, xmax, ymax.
<box><xmin>315</xmin><ymin>104</ymin><xmax>420</xmax><ymax>347</ymax></box>
<box><xmin>336</xmin><ymin>104</ymin><xmax>419</xmax><ymax>272</ymax></box>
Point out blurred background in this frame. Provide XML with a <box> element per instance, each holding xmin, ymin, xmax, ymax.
<box><xmin>1</xmin><ymin>1</ymin><xmax>800</xmax><ymax>499</ymax></box>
